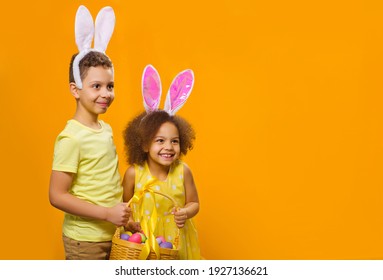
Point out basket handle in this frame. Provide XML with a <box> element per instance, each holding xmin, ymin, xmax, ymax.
<box><xmin>126</xmin><ymin>189</ymin><xmax>179</xmax><ymax>209</ymax></box>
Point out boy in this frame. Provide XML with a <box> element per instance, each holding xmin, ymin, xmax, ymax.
<box><xmin>49</xmin><ymin>6</ymin><xmax>131</xmax><ymax>260</ymax></box>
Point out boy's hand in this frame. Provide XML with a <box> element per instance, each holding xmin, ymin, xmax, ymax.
<box><xmin>173</xmin><ymin>207</ymin><xmax>188</xmax><ymax>228</ymax></box>
<box><xmin>106</xmin><ymin>203</ymin><xmax>130</xmax><ymax>226</ymax></box>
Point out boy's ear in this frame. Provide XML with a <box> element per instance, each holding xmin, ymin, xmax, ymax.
<box><xmin>69</xmin><ymin>82</ymin><xmax>80</xmax><ymax>99</ymax></box>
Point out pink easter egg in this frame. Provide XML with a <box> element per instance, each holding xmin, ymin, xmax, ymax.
<box><xmin>128</xmin><ymin>233</ymin><xmax>142</xmax><ymax>244</ymax></box>
<box><xmin>156</xmin><ymin>236</ymin><xmax>166</xmax><ymax>244</ymax></box>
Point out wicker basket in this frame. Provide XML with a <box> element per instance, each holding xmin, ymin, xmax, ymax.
<box><xmin>109</xmin><ymin>190</ymin><xmax>180</xmax><ymax>260</ymax></box>
<box><xmin>109</xmin><ymin>227</ymin><xmax>144</xmax><ymax>260</ymax></box>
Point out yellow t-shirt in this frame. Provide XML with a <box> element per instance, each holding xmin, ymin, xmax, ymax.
<box><xmin>52</xmin><ymin>119</ymin><xmax>122</xmax><ymax>242</ymax></box>
<box><xmin>132</xmin><ymin>160</ymin><xmax>201</xmax><ymax>259</ymax></box>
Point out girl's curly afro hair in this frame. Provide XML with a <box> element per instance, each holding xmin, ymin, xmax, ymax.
<box><xmin>124</xmin><ymin>110</ymin><xmax>196</xmax><ymax>166</ymax></box>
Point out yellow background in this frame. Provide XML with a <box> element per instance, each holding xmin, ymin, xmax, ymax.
<box><xmin>1</xmin><ymin>0</ymin><xmax>383</xmax><ymax>259</ymax></box>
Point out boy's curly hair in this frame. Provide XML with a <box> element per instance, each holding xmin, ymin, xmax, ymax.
<box><xmin>69</xmin><ymin>51</ymin><xmax>113</xmax><ymax>83</ymax></box>
<box><xmin>124</xmin><ymin>110</ymin><xmax>196</xmax><ymax>165</ymax></box>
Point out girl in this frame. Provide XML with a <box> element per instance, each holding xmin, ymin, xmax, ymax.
<box><xmin>122</xmin><ymin>65</ymin><xmax>201</xmax><ymax>259</ymax></box>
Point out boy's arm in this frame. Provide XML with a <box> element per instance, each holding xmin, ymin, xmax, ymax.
<box><xmin>49</xmin><ymin>170</ymin><xmax>129</xmax><ymax>226</ymax></box>
<box><xmin>173</xmin><ymin>163</ymin><xmax>200</xmax><ymax>228</ymax></box>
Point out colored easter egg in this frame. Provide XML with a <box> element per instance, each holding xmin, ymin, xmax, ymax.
<box><xmin>156</xmin><ymin>236</ymin><xmax>166</xmax><ymax>244</ymax></box>
<box><xmin>138</xmin><ymin>233</ymin><xmax>147</xmax><ymax>243</ymax></box>
<box><xmin>159</xmin><ymin>241</ymin><xmax>173</xmax><ymax>249</ymax></box>
<box><xmin>128</xmin><ymin>233</ymin><xmax>142</xmax><ymax>244</ymax></box>
<box><xmin>120</xmin><ymin>233</ymin><xmax>130</xmax><ymax>241</ymax></box>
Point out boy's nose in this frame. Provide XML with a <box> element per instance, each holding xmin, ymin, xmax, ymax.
<box><xmin>101</xmin><ymin>89</ymin><xmax>111</xmax><ymax>98</ymax></box>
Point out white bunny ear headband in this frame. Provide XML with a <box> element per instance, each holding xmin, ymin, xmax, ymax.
<box><xmin>142</xmin><ymin>65</ymin><xmax>194</xmax><ymax>115</ymax></box>
<box><xmin>72</xmin><ymin>5</ymin><xmax>115</xmax><ymax>89</ymax></box>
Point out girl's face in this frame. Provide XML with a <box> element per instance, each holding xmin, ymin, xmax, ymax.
<box><xmin>146</xmin><ymin>121</ymin><xmax>180</xmax><ymax>168</ymax></box>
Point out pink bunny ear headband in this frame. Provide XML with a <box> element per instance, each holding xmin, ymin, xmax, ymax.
<box><xmin>142</xmin><ymin>65</ymin><xmax>194</xmax><ymax>115</ymax></box>
<box><xmin>72</xmin><ymin>5</ymin><xmax>115</xmax><ymax>89</ymax></box>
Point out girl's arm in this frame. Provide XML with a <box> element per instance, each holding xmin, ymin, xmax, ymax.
<box><xmin>173</xmin><ymin>163</ymin><xmax>200</xmax><ymax>228</ymax></box>
<box><xmin>122</xmin><ymin>166</ymin><xmax>135</xmax><ymax>202</ymax></box>
<box><xmin>122</xmin><ymin>166</ymin><xmax>141</xmax><ymax>232</ymax></box>
<box><xmin>49</xmin><ymin>170</ymin><xmax>129</xmax><ymax>227</ymax></box>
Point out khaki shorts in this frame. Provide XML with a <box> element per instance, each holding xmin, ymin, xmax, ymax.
<box><xmin>62</xmin><ymin>235</ymin><xmax>112</xmax><ymax>260</ymax></box>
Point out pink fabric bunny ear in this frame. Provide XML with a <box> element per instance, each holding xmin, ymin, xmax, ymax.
<box><xmin>75</xmin><ymin>5</ymin><xmax>94</xmax><ymax>52</ymax></box>
<box><xmin>94</xmin><ymin>6</ymin><xmax>115</xmax><ymax>52</ymax></box>
<box><xmin>142</xmin><ymin>65</ymin><xmax>162</xmax><ymax>113</ymax></box>
<box><xmin>164</xmin><ymin>70</ymin><xmax>194</xmax><ymax>115</ymax></box>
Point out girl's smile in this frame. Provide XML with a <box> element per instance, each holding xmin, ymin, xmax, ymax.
<box><xmin>159</xmin><ymin>152</ymin><xmax>176</xmax><ymax>160</ymax></box>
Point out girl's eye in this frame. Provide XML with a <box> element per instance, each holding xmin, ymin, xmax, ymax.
<box><xmin>155</xmin><ymin>139</ymin><xmax>164</xmax><ymax>143</ymax></box>
<box><xmin>92</xmin><ymin>84</ymin><xmax>101</xmax><ymax>89</ymax></box>
<box><xmin>107</xmin><ymin>84</ymin><xmax>114</xmax><ymax>90</ymax></box>
<box><xmin>172</xmin><ymin>139</ymin><xmax>179</xmax><ymax>144</ymax></box>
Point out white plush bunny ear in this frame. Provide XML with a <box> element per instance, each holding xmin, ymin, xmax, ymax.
<box><xmin>164</xmin><ymin>70</ymin><xmax>194</xmax><ymax>115</ymax></box>
<box><xmin>72</xmin><ymin>5</ymin><xmax>115</xmax><ymax>89</ymax></box>
<box><xmin>75</xmin><ymin>5</ymin><xmax>94</xmax><ymax>52</ymax></box>
<box><xmin>94</xmin><ymin>6</ymin><xmax>115</xmax><ymax>52</ymax></box>
<box><xmin>73</xmin><ymin>5</ymin><xmax>95</xmax><ymax>88</ymax></box>
<box><xmin>142</xmin><ymin>65</ymin><xmax>162</xmax><ymax>113</ymax></box>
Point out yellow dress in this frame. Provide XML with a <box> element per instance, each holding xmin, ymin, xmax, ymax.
<box><xmin>131</xmin><ymin>160</ymin><xmax>201</xmax><ymax>260</ymax></box>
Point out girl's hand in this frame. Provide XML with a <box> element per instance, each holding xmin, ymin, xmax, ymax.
<box><xmin>125</xmin><ymin>219</ymin><xmax>142</xmax><ymax>233</ymax></box>
<box><xmin>173</xmin><ymin>207</ymin><xmax>188</xmax><ymax>228</ymax></box>
<box><xmin>106</xmin><ymin>202</ymin><xmax>130</xmax><ymax>227</ymax></box>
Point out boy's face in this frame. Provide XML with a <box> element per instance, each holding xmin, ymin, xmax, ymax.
<box><xmin>147</xmin><ymin>122</ymin><xmax>181</xmax><ymax>168</ymax></box>
<box><xmin>71</xmin><ymin>66</ymin><xmax>114</xmax><ymax>116</ymax></box>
